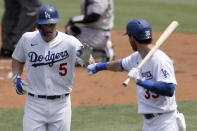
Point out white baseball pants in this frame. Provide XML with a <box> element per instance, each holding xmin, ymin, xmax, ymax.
<box><xmin>142</xmin><ymin>110</ymin><xmax>186</xmax><ymax>131</ymax></box>
<box><xmin>23</xmin><ymin>94</ymin><xmax>71</xmax><ymax>131</ymax></box>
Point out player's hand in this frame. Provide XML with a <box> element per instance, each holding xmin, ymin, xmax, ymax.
<box><xmin>12</xmin><ymin>74</ymin><xmax>28</xmax><ymax>95</ymax></box>
<box><xmin>128</xmin><ymin>68</ymin><xmax>141</xmax><ymax>83</ymax></box>
<box><xmin>87</xmin><ymin>63</ymin><xmax>98</xmax><ymax>75</ymax></box>
<box><xmin>67</xmin><ymin>18</ymin><xmax>74</xmax><ymax>25</ymax></box>
<box><xmin>77</xmin><ymin>43</ymin><xmax>91</xmax><ymax>66</ymax></box>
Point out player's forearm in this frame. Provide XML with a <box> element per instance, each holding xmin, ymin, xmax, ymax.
<box><xmin>137</xmin><ymin>80</ymin><xmax>175</xmax><ymax>97</ymax></box>
<box><xmin>12</xmin><ymin>59</ymin><xmax>25</xmax><ymax>76</ymax></box>
<box><xmin>87</xmin><ymin>60</ymin><xmax>123</xmax><ymax>75</ymax></box>
<box><xmin>107</xmin><ymin>60</ymin><xmax>123</xmax><ymax>72</ymax></box>
<box><xmin>91</xmin><ymin>60</ymin><xmax>123</xmax><ymax>72</ymax></box>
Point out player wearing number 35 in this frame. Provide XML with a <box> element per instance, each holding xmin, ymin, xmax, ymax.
<box><xmin>11</xmin><ymin>4</ymin><xmax>89</xmax><ymax>131</ymax></box>
<box><xmin>87</xmin><ymin>19</ymin><xmax>186</xmax><ymax>131</ymax></box>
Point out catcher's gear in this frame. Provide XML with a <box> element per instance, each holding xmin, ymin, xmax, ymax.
<box><xmin>76</xmin><ymin>43</ymin><xmax>91</xmax><ymax>66</ymax></box>
<box><xmin>65</xmin><ymin>24</ymin><xmax>81</xmax><ymax>37</ymax></box>
<box><xmin>128</xmin><ymin>68</ymin><xmax>141</xmax><ymax>83</ymax></box>
<box><xmin>12</xmin><ymin>74</ymin><xmax>28</xmax><ymax>95</ymax></box>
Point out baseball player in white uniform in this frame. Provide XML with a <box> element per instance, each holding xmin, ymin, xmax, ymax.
<box><xmin>12</xmin><ymin>5</ymin><xmax>90</xmax><ymax>131</ymax></box>
<box><xmin>65</xmin><ymin>0</ymin><xmax>114</xmax><ymax>62</ymax></box>
<box><xmin>87</xmin><ymin>19</ymin><xmax>186</xmax><ymax>131</ymax></box>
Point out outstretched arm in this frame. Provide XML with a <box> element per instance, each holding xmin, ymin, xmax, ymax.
<box><xmin>87</xmin><ymin>60</ymin><xmax>124</xmax><ymax>75</ymax></box>
<box><xmin>107</xmin><ymin>60</ymin><xmax>124</xmax><ymax>72</ymax></box>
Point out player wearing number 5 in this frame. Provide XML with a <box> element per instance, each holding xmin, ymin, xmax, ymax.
<box><xmin>87</xmin><ymin>19</ymin><xmax>186</xmax><ymax>131</ymax></box>
<box><xmin>11</xmin><ymin>4</ymin><xmax>89</xmax><ymax>131</ymax></box>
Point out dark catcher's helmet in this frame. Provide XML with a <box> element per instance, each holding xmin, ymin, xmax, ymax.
<box><xmin>124</xmin><ymin>19</ymin><xmax>152</xmax><ymax>40</ymax></box>
<box><xmin>37</xmin><ymin>4</ymin><xmax>59</xmax><ymax>25</ymax></box>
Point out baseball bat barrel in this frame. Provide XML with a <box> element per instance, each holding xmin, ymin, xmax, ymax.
<box><xmin>122</xmin><ymin>21</ymin><xmax>179</xmax><ymax>87</ymax></box>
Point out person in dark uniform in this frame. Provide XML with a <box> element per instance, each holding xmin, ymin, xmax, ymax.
<box><xmin>0</xmin><ymin>0</ymin><xmax>42</xmax><ymax>57</ymax></box>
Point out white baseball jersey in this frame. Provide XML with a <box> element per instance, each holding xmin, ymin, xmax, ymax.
<box><xmin>122</xmin><ymin>50</ymin><xmax>177</xmax><ymax>114</ymax></box>
<box><xmin>81</xmin><ymin>0</ymin><xmax>114</xmax><ymax>30</ymax></box>
<box><xmin>12</xmin><ymin>31</ymin><xmax>82</xmax><ymax>95</ymax></box>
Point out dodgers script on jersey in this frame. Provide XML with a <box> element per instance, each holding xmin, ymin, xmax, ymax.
<box><xmin>12</xmin><ymin>31</ymin><xmax>82</xmax><ymax>95</ymax></box>
<box><xmin>122</xmin><ymin>50</ymin><xmax>177</xmax><ymax>114</ymax></box>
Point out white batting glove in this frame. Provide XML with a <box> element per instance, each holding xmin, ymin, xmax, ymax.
<box><xmin>128</xmin><ymin>68</ymin><xmax>141</xmax><ymax>83</ymax></box>
<box><xmin>12</xmin><ymin>74</ymin><xmax>28</xmax><ymax>95</ymax></box>
<box><xmin>76</xmin><ymin>43</ymin><xmax>92</xmax><ymax>67</ymax></box>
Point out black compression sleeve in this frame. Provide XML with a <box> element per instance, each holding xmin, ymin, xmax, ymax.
<box><xmin>82</xmin><ymin>13</ymin><xmax>100</xmax><ymax>23</ymax></box>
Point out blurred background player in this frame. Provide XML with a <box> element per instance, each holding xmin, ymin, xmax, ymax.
<box><xmin>65</xmin><ymin>0</ymin><xmax>114</xmax><ymax>62</ymax></box>
<box><xmin>12</xmin><ymin>4</ymin><xmax>90</xmax><ymax>131</ymax></box>
<box><xmin>87</xmin><ymin>18</ymin><xmax>186</xmax><ymax>131</ymax></box>
<box><xmin>0</xmin><ymin>0</ymin><xmax>42</xmax><ymax>57</ymax></box>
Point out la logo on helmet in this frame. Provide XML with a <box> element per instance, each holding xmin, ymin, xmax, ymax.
<box><xmin>145</xmin><ymin>30</ymin><xmax>151</xmax><ymax>37</ymax></box>
<box><xmin>45</xmin><ymin>11</ymin><xmax>51</xmax><ymax>19</ymax></box>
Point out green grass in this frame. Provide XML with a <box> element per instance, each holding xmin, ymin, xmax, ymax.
<box><xmin>114</xmin><ymin>0</ymin><xmax>197</xmax><ymax>33</ymax></box>
<box><xmin>0</xmin><ymin>101</ymin><xmax>197</xmax><ymax>131</ymax></box>
<box><xmin>0</xmin><ymin>108</ymin><xmax>24</xmax><ymax>131</ymax></box>
<box><xmin>0</xmin><ymin>0</ymin><xmax>197</xmax><ymax>33</ymax></box>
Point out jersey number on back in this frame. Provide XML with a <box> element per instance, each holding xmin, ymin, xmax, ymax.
<box><xmin>59</xmin><ymin>63</ymin><xmax>67</xmax><ymax>76</ymax></box>
<box><xmin>144</xmin><ymin>89</ymin><xmax>159</xmax><ymax>99</ymax></box>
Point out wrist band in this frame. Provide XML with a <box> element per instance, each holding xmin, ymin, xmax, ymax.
<box><xmin>95</xmin><ymin>62</ymin><xmax>107</xmax><ymax>71</ymax></box>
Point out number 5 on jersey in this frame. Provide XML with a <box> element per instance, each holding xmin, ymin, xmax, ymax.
<box><xmin>59</xmin><ymin>63</ymin><xmax>67</xmax><ymax>76</ymax></box>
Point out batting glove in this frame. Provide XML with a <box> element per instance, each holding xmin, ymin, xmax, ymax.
<box><xmin>12</xmin><ymin>74</ymin><xmax>27</xmax><ymax>95</ymax></box>
<box><xmin>87</xmin><ymin>63</ymin><xmax>98</xmax><ymax>75</ymax></box>
<box><xmin>128</xmin><ymin>68</ymin><xmax>141</xmax><ymax>83</ymax></box>
<box><xmin>76</xmin><ymin>43</ymin><xmax>91</xmax><ymax>67</ymax></box>
<box><xmin>87</xmin><ymin>62</ymin><xmax>107</xmax><ymax>75</ymax></box>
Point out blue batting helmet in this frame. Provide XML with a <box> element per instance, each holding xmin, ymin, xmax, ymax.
<box><xmin>124</xmin><ymin>19</ymin><xmax>152</xmax><ymax>40</ymax></box>
<box><xmin>37</xmin><ymin>4</ymin><xmax>59</xmax><ymax>25</ymax></box>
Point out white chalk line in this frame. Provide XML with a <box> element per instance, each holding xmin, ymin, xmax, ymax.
<box><xmin>0</xmin><ymin>66</ymin><xmax>11</xmax><ymax>70</ymax></box>
<box><xmin>0</xmin><ymin>59</ymin><xmax>12</xmax><ymax>63</ymax></box>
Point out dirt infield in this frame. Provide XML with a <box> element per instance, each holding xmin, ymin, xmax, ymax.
<box><xmin>0</xmin><ymin>30</ymin><xmax>197</xmax><ymax>108</ymax></box>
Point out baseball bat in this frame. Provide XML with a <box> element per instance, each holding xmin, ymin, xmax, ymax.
<box><xmin>87</xmin><ymin>54</ymin><xmax>96</xmax><ymax>75</ymax></box>
<box><xmin>122</xmin><ymin>20</ymin><xmax>179</xmax><ymax>87</ymax></box>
